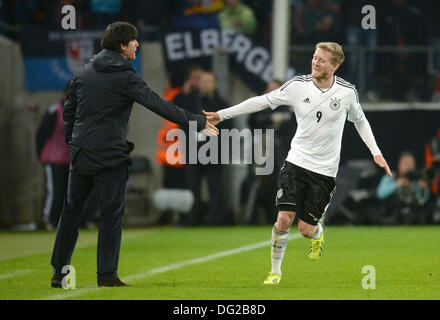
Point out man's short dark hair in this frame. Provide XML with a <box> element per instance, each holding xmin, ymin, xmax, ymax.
<box><xmin>101</xmin><ymin>22</ymin><xmax>138</xmax><ymax>54</ymax></box>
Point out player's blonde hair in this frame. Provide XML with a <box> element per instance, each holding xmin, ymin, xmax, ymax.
<box><xmin>316</xmin><ymin>42</ymin><xmax>345</xmax><ymax>66</ymax></box>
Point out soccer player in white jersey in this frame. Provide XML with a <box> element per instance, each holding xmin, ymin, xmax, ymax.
<box><xmin>203</xmin><ymin>42</ymin><xmax>392</xmax><ymax>285</ymax></box>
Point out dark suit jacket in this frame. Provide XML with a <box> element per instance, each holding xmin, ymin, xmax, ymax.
<box><xmin>64</xmin><ymin>49</ymin><xmax>206</xmax><ymax>174</ymax></box>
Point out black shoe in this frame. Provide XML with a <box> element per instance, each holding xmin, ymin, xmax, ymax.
<box><xmin>97</xmin><ymin>278</ymin><xmax>131</xmax><ymax>287</ymax></box>
<box><xmin>51</xmin><ymin>275</ymin><xmax>63</xmax><ymax>288</ymax></box>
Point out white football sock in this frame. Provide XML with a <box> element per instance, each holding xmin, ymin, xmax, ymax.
<box><xmin>311</xmin><ymin>222</ymin><xmax>323</xmax><ymax>239</ymax></box>
<box><xmin>270</xmin><ymin>226</ymin><xmax>289</xmax><ymax>275</ymax></box>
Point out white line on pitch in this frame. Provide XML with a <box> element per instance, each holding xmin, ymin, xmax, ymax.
<box><xmin>0</xmin><ymin>269</ymin><xmax>33</xmax><ymax>280</ymax></box>
<box><xmin>40</xmin><ymin>233</ymin><xmax>302</xmax><ymax>300</ymax></box>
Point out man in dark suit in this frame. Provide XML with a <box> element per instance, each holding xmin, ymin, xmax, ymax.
<box><xmin>50</xmin><ymin>22</ymin><xmax>218</xmax><ymax>288</ymax></box>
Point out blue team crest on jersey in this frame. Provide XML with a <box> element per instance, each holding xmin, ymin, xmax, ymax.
<box><xmin>330</xmin><ymin>98</ymin><xmax>341</xmax><ymax>111</ymax></box>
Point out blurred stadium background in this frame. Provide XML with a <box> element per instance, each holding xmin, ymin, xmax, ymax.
<box><xmin>0</xmin><ymin>0</ymin><xmax>439</xmax><ymax>231</ymax></box>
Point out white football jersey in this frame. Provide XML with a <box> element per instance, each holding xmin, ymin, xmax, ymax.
<box><xmin>264</xmin><ymin>75</ymin><xmax>366</xmax><ymax>177</ymax></box>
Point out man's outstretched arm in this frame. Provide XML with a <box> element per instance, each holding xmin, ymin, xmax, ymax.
<box><xmin>353</xmin><ymin>115</ymin><xmax>392</xmax><ymax>178</ymax></box>
<box><xmin>127</xmin><ymin>73</ymin><xmax>218</xmax><ymax>136</ymax></box>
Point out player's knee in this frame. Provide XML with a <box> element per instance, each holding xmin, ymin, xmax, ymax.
<box><xmin>276</xmin><ymin>211</ymin><xmax>293</xmax><ymax>230</ymax></box>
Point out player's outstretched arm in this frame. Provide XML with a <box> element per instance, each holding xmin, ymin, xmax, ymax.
<box><xmin>353</xmin><ymin>115</ymin><xmax>392</xmax><ymax>178</ymax></box>
<box><xmin>204</xmin><ymin>84</ymin><xmax>292</xmax><ymax>125</ymax></box>
<box><xmin>205</xmin><ymin>95</ymin><xmax>275</xmax><ymax>125</ymax></box>
<box><xmin>374</xmin><ymin>155</ymin><xmax>392</xmax><ymax>178</ymax></box>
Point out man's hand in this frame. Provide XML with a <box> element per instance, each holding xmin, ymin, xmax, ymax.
<box><xmin>374</xmin><ymin>155</ymin><xmax>392</xmax><ymax>178</ymax></box>
<box><xmin>202</xmin><ymin>119</ymin><xmax>219</xmax><ymax>136</ymax></box>
<box><xmin>202</xmin><ymin>110</ymin><xmax>221</xmax><ymax>126</ymax></box>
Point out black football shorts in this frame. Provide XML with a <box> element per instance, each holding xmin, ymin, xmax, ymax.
<box><xmin>275</xmin><ymin>161</ymin><xmax>336</xmax><ymax>226</ymax></box>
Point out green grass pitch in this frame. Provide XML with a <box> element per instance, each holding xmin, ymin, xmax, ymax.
<box><xmin>0</xmin><ymin>226</ymin><xmax>439</xmax><ymax>300</ymax></box>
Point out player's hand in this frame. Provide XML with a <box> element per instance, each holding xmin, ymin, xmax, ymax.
<box><xmin>202</xmin><ymin>119</ymin><xmax>219</xmax><ymax>136</ymax></box>
<box><xmin>203</xmin><ymin>110</ymin><xmax>221</xmax><ymax>126</ymax></box>
<box><xmin>374</xmin><ymin>155</ymin><xmax>392</xmax><ymax>178</ymax></box>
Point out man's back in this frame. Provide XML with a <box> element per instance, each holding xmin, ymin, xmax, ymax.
<box><xmin>66</xmin><ymin>49</ymin><xmax>137</xmax><ymax>175</ymax></box>
<box><xmin>65</xmin><ymin>49</ymin><xmax>207</xmax><ymax>175</ymax></box>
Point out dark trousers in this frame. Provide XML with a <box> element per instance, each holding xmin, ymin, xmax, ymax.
<box><xmin>247</xmin><ymin>175</ymin><xmax>278</xmax><ymax>225</ymax></box>
<box><xmin>51</xmin><ymin>163</ymin><xmax>128</xmax><ymax>281</ymax></box>
<box><xmin>163</xmin><ymin>166</ymin><xmax>187</xmax><ymax>189</ymax></box>
<box><xmin>186</xmin><ymin>164</ymin><xmax>223</xmax><ymax>226</ymax></box>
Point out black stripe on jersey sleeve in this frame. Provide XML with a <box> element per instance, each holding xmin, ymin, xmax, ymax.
<box><xmin>280</xmin><ymin>75</ymin><xmax>312</xmax><ymax>92</ymax></box>
<box><xmin>280</xmin><ymin>79</ymin><xmax>306</xmax><ymax>91</ymax></box>
<box><xmin>295</xmin><ymin>74</ymin><xmax>312</xmax><ymax>82</ymax></box>
<box><xmin>280</xmin><ymin>79</ymin><xmax>295</xmax><ymax>91</ymax></box>
<box><xmin>336</xmin><ymin>81</ymin><xmax>359</xmax><ymax>103</ymax></box>
<box><xmin>335</xmin><ymin>80</ymin><xmax>356</xmax><ymax>89</ymax></box>
<box><xmin>335</xmin><ymin>76</ymin><xmax>352</xmax><ymax>85</ymax></box>
<box><xmin>265</xmin><ymin>94</ymin><xmax>273</xmax><ymax>105</ymax></box>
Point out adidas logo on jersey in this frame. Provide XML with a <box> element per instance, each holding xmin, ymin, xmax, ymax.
<box><xmin>303</xmin><ymin>97</ymin><xmax>310</xmax><ymax>103</ymax></box>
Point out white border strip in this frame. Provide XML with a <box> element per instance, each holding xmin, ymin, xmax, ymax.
<box><xmin>40</xmin><ymin>233</ymin><xmax>302</xmax><ymax>300</ymax></box>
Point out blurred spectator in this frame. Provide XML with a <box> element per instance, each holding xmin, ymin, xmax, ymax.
<box><xmin>172</xmin><ymin>65</ymin><xmax>203</xmax><ymax>225</ymax></box>
<box><xmin>35</xmin><ymin>85</ymin><xmax>99</xmax><ymax>230</ymax></box>
<box><xmin>170</xmin><ymin>0</ymin><xmax>224</xmax><ymax>29</ymax></box>
<box><xmin>172</xmin><ymin>65</ymin><xmax>204</xmax><ymax>124</ymax></box>
<box><xmin>380</xmin><ymin>0</ymin><xmax>428</xmax><ymax>101</ymax></box>
<box><xmin>425</xmin><ymin>129</ymin><xmax>440</xmax><ymax>222</ymax></box>
<box><xmin>341</xmin><ymin>0</ymin><xmax>378</xmax><ymax>102</ymax></box>
<box><xmin>243</xmin><ymin>80</ymin><xmax>295</xmax><ymax>225</ymax></box>
<box><xmin>155</xmin><ymin>73</ymin><xmax>186</xmax><ymax>224</ymax></box>
<box><xmin>181</xmin><ymin>65</ymin><xmax>204</xmax><ymax>95</ymax></box>
<box><xmin>35</xmin><ymin>86</ymin><xmax>71</xmax><ymax>230</ymax></box>
<box><xmin>296</xmin><ymin>0</ymin><xmax>342</xmax><ymax>44</ymax></box>
<box><xmin>376</xmin><ymin>151</ymin><xmax>430</xmax><ymax>224</ymax></box>
<box><xmin>176</xmin><ymin>65</ymin><xmax>204</xmax><ymax>100</ymax></box>
<box><xmin>174</xmin><ymin>71</ymin><xmax>231</xmax><ymax>225</ymax></box>
<box><xmin>219</xmin><ymin>0</ymin><xmax>257</xmax><ymax>37</ymax></box>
